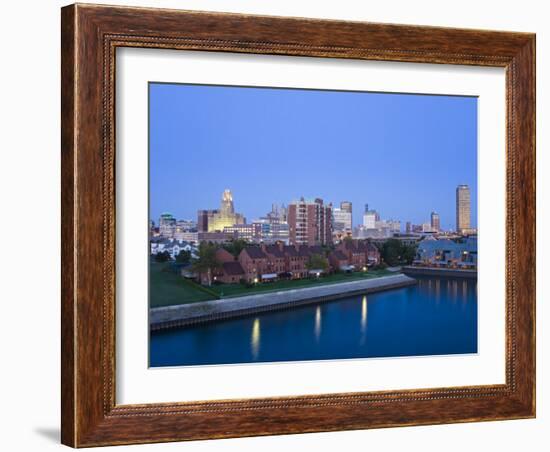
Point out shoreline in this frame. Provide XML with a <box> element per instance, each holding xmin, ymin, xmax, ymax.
<box><xmin>402</xmin><ymin>266</ymin><xmax>477</xmax><ymax>279</ymax></box>
<box><xmin>150</xmin><ymin>274</ymin><xmax>416</xmax><ymax>331</ymax></box>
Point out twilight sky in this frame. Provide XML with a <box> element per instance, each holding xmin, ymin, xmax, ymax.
<box><xmin>149</xmin><ymin>82</ymin><xmax>477</xmax><ymax>231</ymax></box>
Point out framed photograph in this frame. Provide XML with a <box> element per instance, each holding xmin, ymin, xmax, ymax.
<box><xmin>61</xmin><ymin>3</ymin><xmax>535</xmax><ymax>447</ymax></box>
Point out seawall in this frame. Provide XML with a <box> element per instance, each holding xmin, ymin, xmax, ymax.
<box><xmin>150</xmin><ymin>274</ymin><xmax>417</xmax><ymax>331</ymax></box>
<box><xmin>402</xmin><ymin>266</ymin><xmax>477</xmax><ymax>279</ymax></box>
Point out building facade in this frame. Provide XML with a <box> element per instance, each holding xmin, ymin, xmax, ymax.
<box><xmin>287</xmin><ymin>197</ymin><xmax>332</xmax><ymax>246</ymax></box>
<box><xmin>456</xmin><ymin>184</ymin><xmax>471</xmax><ymax>234</ymax></box>
<box><xmin>207</xmin><ymin>189</ymin><xmax>246</xmax><ymax>232</ymax></box>
<box><xmin>333</xmin><ymin>208</ymin><xmax>352</xmax><ymax>233</ymax></box>
<box><xmin>158</xmin><ymin>213</ymin><xmax>176</xmax><ymax>238</ymax></box>
<box><xmin>430</xmin><ymin>211</ymin><xmax>440</xmax><ymax>232</ymax></box>
<box><xmin>363</xmin><ymin>208</ymin><xmax>378</xmax><ymax>229</ymax></box>
<box><xmin>223</xmin><ymin>223</ymin><xmax>262</xmax><ymax>242</ymax></box>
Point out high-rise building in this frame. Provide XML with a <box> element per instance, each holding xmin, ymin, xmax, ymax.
<box><xmin>340</xmin><ymin>201</ymin><xmax>352</xmax><ymax>214</ymax></box>
<box><xmin>363</xmin><ymin>208</ymin><xmax>379</xmax><ymax>229</ymax></box>
<box><xmin>197</xmin><ymin>209</ymin><xmax>218</xmax><ymax>232</ymax></box>
<box><xmin>288</xmin><ymin>197</ymin><xmax>332</xmax><ymax>246</ymax></box>
<box><xmin>456</xmin><ymin>185</ymin><xmax>471</xmax><ymax>234</ymax></box>
<box><xmin>430</xmin><ymin>211</ymin><xmax>441</xmax><ymax>232</ymax></box>
<box><xmin>406</xmin><ymin>221</ymin><xmax>411</xmax><ymax>234</ymax></box>
<box><xmin>333</xmin><ymin>201</ymin><xmax>353</xmax><ymax>236</ymax></box>
<box><xmin>158</xmin><ymin>213</ymin><xmax>176</xmax><ymax>238</ymax></box>
<box><xmin>204</xmin><ymin>189</ymin><xmax>246</xmax><ymax>232</ymax></box>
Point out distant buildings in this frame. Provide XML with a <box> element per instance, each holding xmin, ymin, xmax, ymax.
<box><xmin>203</xmin><ymin>189</ymin><xmax>246</xmax><ymax>232</ymax></box>
<box><xmin>332</xmin><ymin>201</ymin><xmax>353</xmax><ymax>241</ymax></box>
<box><xmin>174</xmin><ymin>219</ymin><xmax>198</xmax><ymax>243</ymax></box>
<box><xmin>223</xmin><ymin>223</ymin><xmax>262</xmax><ymax>242</ymax></box>
<box><xmin>340</xmin><ymin>201</ymin><xmax>352</xmax><ymax>214</ymax></box>
<box><xmin>430</xmin><ymin>211</ymin><xmax>440</xmax><ymax>232</ymax></box>
<box><xmin>158</xmin><ymin>213</ymin><xmax>177</xmax><ymax>238</ymax></box>
<box><xmin>197</xmin><ymin>209</ymin><xmax>217</xmax><ymax>233</ymax></box>
<box><xmin>252</xmin><ymin>204</ymin><xmax>290</xmax><ymax>244</ymax></box>
<box><xmin>456</xmin><ymin>185</ymin><xmax>471</xmax><ymax>234</ymax></box>
<box><xmin>362</xmin><ymin>205</ymin><xmax>379</xmax><ymax>229</ymax></box>
<box><xmin>288</xmin><ymin>197</ymin><xmax>332</xmax><ymax>246</ymax></box>
<box><xmin>354</xmin><ymin>204</ymin><xmax>400</xmax><ymax>239</ymax></box>
<box><xmin>156</xmin><ymin>182</ymin><xmax>477</xmax><ymax>252</ymax></box>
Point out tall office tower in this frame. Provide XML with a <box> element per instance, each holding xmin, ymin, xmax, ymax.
<box><xmin>288</xmin><ymin>197</ymin><xmax>332</xmax><ymax>246</ymax></box>
<box><xmin>340</xmin><ymin>201</ymin><xmax>352</xmax><ymax>214</ymax></box>
<box><xmin>406</xmin><ymin>221</ymin><xmax>411</xmax><ymax>234</ymax></box>
<box><xmin>456</xmin><ymin>185</ymin><xmax>471</xmax><ymax>234</ymax></box>
<box><xmin>362</xmin><ymin>205</ymin><xmax>380</xmax><ymax>229</ymax></box>
<box><xmin>333</xmin><ymin>201</ymin><xmax>352</xmax><ymax>233</ymax></box>
<box><xmin>430</xmin><ymin>211</ymin><xmax>441</xmax><ymax>232</ymax></box>
<box><xmin>333</xmin><ymin>208</ymin><xmax>352</xmax><ymax>233</ymax></box>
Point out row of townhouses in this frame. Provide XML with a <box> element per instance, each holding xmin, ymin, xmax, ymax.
<box><xmin>200</xmin><ymin>240</ymin><xmax>380</xmax><ymax>285</ymax></box>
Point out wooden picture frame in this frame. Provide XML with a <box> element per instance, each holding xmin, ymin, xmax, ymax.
<box><xmin>61</xmin><ymin>3</ymin><xmax>535</xmax><ymax>447</ymax></box>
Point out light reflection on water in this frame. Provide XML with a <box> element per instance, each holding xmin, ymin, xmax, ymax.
<box><xmin>314</xmin><ymin>306</ymin><xmax>322</xmax><ymax>342</ymax></box>
<box><xmin>250</xmin><ymin>318</ymin><xmax>260</xmax><ymax>359</ymax></box>
<box><xmin>150</xmin><ymin>276</ymin><xmax>478</xmax><ymax>367</ymax></box>
<box><xmin>360</xmin><ymin>295</ymin><xmax>368</xmax><ymax>345</ymax></box>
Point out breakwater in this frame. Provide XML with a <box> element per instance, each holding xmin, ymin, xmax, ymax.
<box><xmin>150</xmin><ymin>274</ymin><xmax>416</xmax><ymax>330</ymax></box>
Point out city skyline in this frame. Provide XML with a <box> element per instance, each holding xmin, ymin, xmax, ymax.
<box><xmin>154</xmin><ymin>185</ymin><xmax>472</xmax><ymax>236</ymax></box>
<box><xmin>150</xmin><ymin>83</ymin><xmax>478</xmax><ymax>230</ymax></box>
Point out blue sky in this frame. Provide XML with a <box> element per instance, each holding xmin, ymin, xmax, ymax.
<box><xmin>149</xmin><ymin>83</ymin><xmax>477</xmax><ymax>231</ymax></box>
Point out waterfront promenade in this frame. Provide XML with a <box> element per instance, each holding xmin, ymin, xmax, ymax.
<box><xmin>150</xmin><ymin>274</ymin><xmax>416</xmax><ymax>330</ymax></box>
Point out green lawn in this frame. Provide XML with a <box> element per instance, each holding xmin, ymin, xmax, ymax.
<box><xmin>209</xmin><ymin>269</ymin><xmax>394</xmax><ymax>298</ymax></box>
<box><xmin>149</xmin><ymin>262</ymin><xmax>217</xmax><ymax>308</ymax></box>
<box><xmin>150</xmin><ymin>262</ymin><xmax>395</xmax><ymax>307</ymax></box>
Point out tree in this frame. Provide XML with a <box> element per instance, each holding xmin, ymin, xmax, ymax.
<box><xmin>222</xmin><ymin>239</ymin><xmax>249</xmax><ymax>258</ymax></box>
<box><xmin>381</xmin><ymin>239</ymin><xmax>417</xmax><ymax>266</ymax></box>
<box><xmin>154</xmin><ymin>251</ymin><xmax>171</xmax><ymax>263</ymax></box>
<box><xmin>381</xmin><ymin>239</ymin><xmax>402</xmax><ymax>266</ymax></box>
<box><xmin>401</xmin><ymin>243</ymin><xmax>417</xmax><ymax>264</ymax></box>
<box><xmin>306</xmin><ymin>253</ymin><xmax>329</xmax><ymax>273</ymax></box>
<box><xmin>191</xmin><ymin>242</ymin><xmax>222</xmax><ymax>286</ymax></box>
<box><xmin>175</xmin><ymin>249</ymin><xmax>192</xmax><ymax>264</ymax></box>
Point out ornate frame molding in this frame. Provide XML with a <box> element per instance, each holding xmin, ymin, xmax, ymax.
<box><xmin>62</xmin><ymin>4</ymin><xmax>535</xmax><ymax>447</ymax></box>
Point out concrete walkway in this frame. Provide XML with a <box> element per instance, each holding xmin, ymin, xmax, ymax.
<box><xmin>150</xmin><ymin>274</ymin><xmax>416</xmax><ymax>330</ymax></box>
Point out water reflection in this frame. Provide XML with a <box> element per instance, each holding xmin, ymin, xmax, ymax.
<box><xmin>314</xmin><ymin>306</ymin><xmax>322</xmax><ymax>342</ymax></box>
<box><xmin>360</xmin><ymin>295</ymin><xmax>368</xmax><ymax>345</ymax></box>
<box><xmin>250</xmin><ymin>318</ymin><xmax>260</xmax><ymax>360</ymax></box>
<box><xmin>150</xmin><ymin>276</ymin><xmax>478</xmax><ymax>367</ymax></box>
<box><xmin>452</xmin><ymin>280</ymin><xmax>458</xmax><ymax>302</ymax></box>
